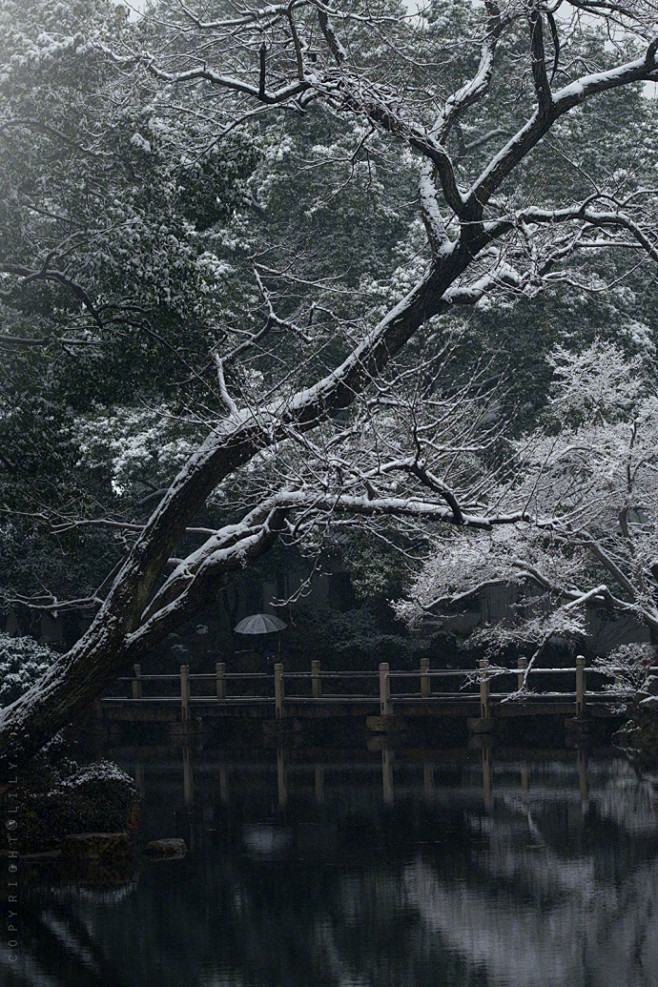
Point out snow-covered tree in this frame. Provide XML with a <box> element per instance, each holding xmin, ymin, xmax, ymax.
<box><xmin>396</xmin><ymin>340</ymin><xmax>658</xmax><ymax>668</ymax></box>
<box><xmin>2</xmin><ymin>0</ymin><xmax>658</xmax><ymax>772</ymax></box>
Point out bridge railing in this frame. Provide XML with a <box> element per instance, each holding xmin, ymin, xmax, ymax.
<box><xmin>103</xmin><ymin>655</ymin><xmax>638</xmax><ymax>722</ymax></box>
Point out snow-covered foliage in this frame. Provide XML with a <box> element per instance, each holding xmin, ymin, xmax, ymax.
<box><xmin>71</xmin><ymin>405</ymin><xmax>197</xmax><ymax>498</ymax></box>
<box><xmin>3</xmin><ymin>0</ymin><xmax>658</xmax><ymax>767</ymax></box>
<box><xmin>57</xmin><ymin>758</ymin><xmax>136</xmax><ymax>789</ymax></box>
<box><xmin>593</xmin><ymin>643</ymin><xmax>656</xmax><ymax>695</ymax></box>
<box><xmin>397</xmin><ymin>340</ymin><xmax>658</xmax><ymax>656</ymax></box>
<box><xmin>0</xmin><ymin>633</ymin><xmax>56</xmax><ymax>708</ymax></box>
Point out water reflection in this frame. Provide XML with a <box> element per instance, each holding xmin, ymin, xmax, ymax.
<box><xmin>5</xmin><ymin>747</ymin><xmax>658</xmax><ymax>987</ymax></box>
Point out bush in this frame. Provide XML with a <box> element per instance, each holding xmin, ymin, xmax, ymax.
<box><xmin>11</xmin><ymin>760</ymin><xmax>140</xmax><ymax>853</ymax></box>
<box><xmin>0</xmin><ymin>632</ymin><xmax>55</xmax><ymax>708</ymax></box>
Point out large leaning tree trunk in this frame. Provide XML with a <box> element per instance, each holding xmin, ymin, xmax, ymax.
<box><xmin>2</xmin><ymin>0</ymin><xmax>658</xmax><ymax>776</ymax></box>
<box><xmin>0</xmin><ymin>248</ymin><xmax>477</xmax><ymax>773</ymax></box>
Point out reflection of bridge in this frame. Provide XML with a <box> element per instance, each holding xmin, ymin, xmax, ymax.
<box><xmin>141</xmin><ymin>744</ymin><xmax>594</xmax><ymax>814</ymax></box>
<box><xmin>11</xmin><ymin>749</ymin><xmax>657</xmax><ymax>987</ymax></box>
<box><xmin>99</xmin><ymin>658</ymin><xmax>633</xmax><ymax>737</ymax></box>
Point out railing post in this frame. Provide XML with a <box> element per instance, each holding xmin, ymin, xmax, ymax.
<box><xmin>274</xmin><ymin>662</ymin><xmax>284</xmax><ymax>719</ymax></box>
<box><xmin>517</xmin><ymin>656</ymin><xmax>528</xmax><ymax>692</ymax></box>
<box><xmin>576</xmin><ymin>655</ymin><xmax>586</xmax><ymax>716</ymax></box>
<box><xmin>131</xmin><ymin>663</ymin><xmax>142</xmax><ymax>700</ymax></box>
<box><xmin>420</xmin><ymin>657</ymin><xmax>431</xmax><ymax>698</ymax></box>
<box><xmin>379</xmin><ymin>662</ymin><xmax>391</xmax><ymax>716</ymax></box>
<box><xmin>216</xmin><ymin>661</ymin><xmax>226</xmax><ymax>700</ymax></box>
<box><xmin>181</xmin><ymin>664</ymin><xmax>190</xmax><ymax>723</ymax></box>
<box><xmin>479</xmin><ymin>659</ymin><xmax>491</xmax><ymax>719</ymax></box>
<box><xmin>311</xmin><ymin>659</ymin><xmax>322</xmax><ymax>699</ymax></box>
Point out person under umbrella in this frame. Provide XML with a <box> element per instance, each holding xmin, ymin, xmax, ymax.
<box><xmin>234</xmin><ymin>613</ymin><xmax>287</xmax><ymax>668</ymax></box>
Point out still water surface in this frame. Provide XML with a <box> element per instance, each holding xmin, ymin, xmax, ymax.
<box><xmin>7</xmin><ymin>746</ymin><xmax>658</xmax><ymax>986</ymax></box>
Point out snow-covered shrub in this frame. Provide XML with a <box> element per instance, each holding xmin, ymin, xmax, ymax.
<box><xmin>0</xmin><ymin>633</ymin><xmax>55</xmax><ymax>708</ymax></box>
<box><xmin>18</xmin><ymin>760</ymin><xmax>140</xmax><ymax>853</ymax></box>
<box><xmin>593</xmin><ymin>643</ymin><xmax>656</xmax><ymax>695</ymax></box>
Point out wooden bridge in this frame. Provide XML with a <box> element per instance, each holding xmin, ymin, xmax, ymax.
<box><xmin>99</xmin><ymin>657</ymin><xmax>635</xmax><ymax>736</ymax></box>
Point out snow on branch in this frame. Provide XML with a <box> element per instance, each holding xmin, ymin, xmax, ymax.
<box><xmin>396</xmin><ymin>341</ymin><xmax>658</xmax><ymax>649</ymax></box>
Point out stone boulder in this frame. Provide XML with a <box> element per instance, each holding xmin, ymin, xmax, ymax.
<box><xmin>61</xmin><ymin>832</ymin><xmax>132</xmax><ymax>863</ymax></box>
<box><xmin>142</xmin><ymin>838</ymin><xmax>187</xmax><ymax>859</ymax></box>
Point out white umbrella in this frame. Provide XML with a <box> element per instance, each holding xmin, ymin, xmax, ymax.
<box><xmin>234</xmin><ymin>613</ymin><xmax>287</xmax><ymax>635</ymax></box>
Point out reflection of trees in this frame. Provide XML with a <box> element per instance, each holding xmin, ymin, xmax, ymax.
<box><xmin>590</xmin><ymin>762</ymin><xmax>658</xmax><ymax>836</ymax></box>
<box><xmin>404</xmin><ymin>850</ymin><xmax>658</xmax><ymax>987</ymax></box>
<box><xmin>10</xmin><ymin>758</ymin><xmax>658</xmax><ymax>987</ymax></box>
<box><xmin>402</xmin><ymin>762</ymin><xmax>658</xmax><ymax>987</ymax></box>
<box><xmin>1</xmin><ymin>895</ymin><xmax>135</xmax><ymax>987</ymax></box>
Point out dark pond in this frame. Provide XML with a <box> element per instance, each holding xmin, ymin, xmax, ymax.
<box><xmin>4</xmin><ymin>743</ymin><xmax>658</xmax><ymax>986</ymax></box>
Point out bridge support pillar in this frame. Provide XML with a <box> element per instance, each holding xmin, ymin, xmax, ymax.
<box><xmin>565</xmin><ymin>716</ymin><xmax>591</xmax><ymax>746</ymax></box>
<box><xmin>263</xmin><ymin>718</ymin><xmax>301</xmax><ymax>742</ymax></box>
<box><xmin>366</xmin><ymin>714</ymin><xmax>408</xmax><ymax>735</ymax></box>
<box><xmin>467</xmin><ymin>716</ymin><xmax>494</xmax><ymax>735</ymax></box>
